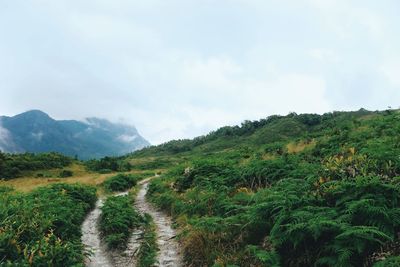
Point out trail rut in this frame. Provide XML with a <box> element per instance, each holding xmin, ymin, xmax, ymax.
<box><xmin>135</xmin><ymin>179</ymin><xmax>183</xmax><ymax>267</ymax></box>
<box><xmin>81</xmin><ymin>178</ymin><xmax>182</xmax><ymax>266</ymax></box>
<box><xmin>81</xmin><ymin>198</ymin><xmax>111</xmax><ymax>267</ymax></box>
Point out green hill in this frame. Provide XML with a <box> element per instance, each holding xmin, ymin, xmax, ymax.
<box><xmin>2</xmin><ymin>108</ymin><xmax>400</xmax><ymax>266</ymax></box>
<box><xmin>127</xmin><ymin>108</ymin><xmax>400</xmax><ymax>266</ymax></box>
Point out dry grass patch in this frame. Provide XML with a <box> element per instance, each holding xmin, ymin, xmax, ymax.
<box><xmin>286</xmin><ymin>140</ymin><xmax>316</xmax><ymax>154</ymax></box>
<box><xmin>0</xmin><ymin>172</ymin><xmax>112</xmax><ymax>193</ymax></box>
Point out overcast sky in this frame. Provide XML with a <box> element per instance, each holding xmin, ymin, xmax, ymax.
<box><xmin>0</xmin><ymin>0</ymin><xmax>399</xmax><ymax>144</ymax></box>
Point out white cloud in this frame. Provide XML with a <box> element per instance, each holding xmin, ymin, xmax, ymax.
<box><xmin>117</xmin><ymin>134</ymin><xmax>138</xmax><ymax>143</ymax></box>
<box><xmin>31</xmin><ymin>132</ymin><xmax>44</xmax><ymax>141</ymax></box>
<box><xmin>381</xmin><ymin>62</ymin><xmax>400</xmax><ymax>87</ymax></box>
<box><xmin>0</xmin><ymin>0</ymin><xmax>399</xmax><ymax>144</ymax></box>
<box><xmin>309</xmin><ymin>48</ymin><xmax>340</xmax><ymax>63</ymax></box>
<box><xmin>0</xmin><ymin>122</ymin><xmax>18</xmax><ymax>152</ymax></box>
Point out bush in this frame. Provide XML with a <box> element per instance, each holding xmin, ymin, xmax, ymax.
<box><xmin>59</xmin><ymin>169</ymin><xmax>73</xmax><ymax>178</ymax></box>
<box><xmin>85</xmin><ymin>156</ymin><xmax>132</xmax><ymax>172</ymax></box>
<box><xmin>0</xmin><ymin>152</ymin><xmax>73</xmax><ymax>179</ymax></box>
<box><xmin>103</xmin><ymin>174</ymin><xmax>140</xmax><ymax>192</ymax></box>
<box><xmin>99</xmin><ymin>195</ymin><xmax>143</xmax><ymax>249</ymax></box>
<box><xmin>0</xmin><ymin>183</ymin><xmax>97</xmax><ymax>265</ymax></box>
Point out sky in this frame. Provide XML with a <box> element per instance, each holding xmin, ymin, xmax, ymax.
<box><xmin>0</xmin><ymin>0</ymin><xmax>399</xmax><ymax>144</ymax></box>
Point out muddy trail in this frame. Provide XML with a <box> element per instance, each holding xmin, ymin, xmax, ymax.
<box><xmin>81</xmin><ymin>179</ymin><xmax>182</xmax><ymax>266</ymax></box>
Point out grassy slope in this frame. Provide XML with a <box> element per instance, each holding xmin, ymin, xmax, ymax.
<box><xmin>0</xmin><ymin>163</ymin><xmax>152</xmax><ymax>193</ymax></box>
<box><xmin>127</xmin><ymin>109</ymin><xmax>400</xmax><ymax>266</ymax></box>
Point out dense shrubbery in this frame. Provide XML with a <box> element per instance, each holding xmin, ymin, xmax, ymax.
<box><xmin>134</xmin><ymin>109</ymin><xmax>375</xmax><ymax>157</ymax></box>
<box><xmin>85</xmin><ymin>156</ymin><xmax>132</xmax><ymax>173</ymax></box>
<box><xmin>103</xmin><ymin>173</ymin><xmax>142</xmax><ymax>192</ymax></box>
<box><xmin>144</xmin><ymin>110</ymin><xmax>400</xmax><ymax>266</ymax></box>
<box><xmin>0</xmin><ymin>183</ymin><xmax>97</xmax><ymax>266</ymax></box>
<box><xmin>0</xmin><ymin>152</ymin><xmax>73</xmax><ymax>179</ymax></box>
<box><xmin>99</xmin><ymin>195</ymin><xmax>143</xmax><ymax>249</ymax></box>
<box><xmin>2</xmin><ymin>108</ymin><xmax>400</xmax><ymax>266</ymax></box>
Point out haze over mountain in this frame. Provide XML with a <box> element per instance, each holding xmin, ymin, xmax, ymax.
<box><xmin>0</xmin><ymin>110</ymin><xmax>149</xmax><ymax>159</ymax></box>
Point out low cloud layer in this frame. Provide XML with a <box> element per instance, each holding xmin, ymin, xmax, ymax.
<box><xmin>1</xmin><ymin>0</ymin><xmax>399</xmax><ymax>144</ymax></box>
<box><xmin>0</xmin><ymin>122</ymin><xmax>17</xmax><ymax>152</ymax></box>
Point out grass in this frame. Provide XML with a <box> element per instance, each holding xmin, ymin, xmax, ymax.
<box><xmin>137</xmin><ymin>213</ymin><xmax>158</xmax><ymax>267</ymax></box>
<box><xmin>286</xmin><ymin>139</ymin><xmax>316</xmax><ymax>153</ymax></box>
<box><xmin>0</xmin><ymin>163</ymin><xmax>153</xmax><ymax>193</ymax></box>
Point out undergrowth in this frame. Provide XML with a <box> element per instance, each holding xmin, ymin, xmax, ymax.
<box><xmin>0</xmin><ymin>183</ymin><xmax>96</xmax><ymax>266</ymax></box>
<box><xmin>144</xmin><ymin>110</ymin><xmax>400</xmax><ymax>266</ymax></box>
<box><xmin>137</xmin><ymin>213</ymin><xmax>158</xmax><ymax>267</ymax></box>
<box><xmin>103</xmin><ymin>173</ymin><xmax>141</xmax><ymax>192</ymax></box>
<box><xmin>99</xmin><ymin>195</ymin><xmax>143</xmax><ymax>249</ymax></box>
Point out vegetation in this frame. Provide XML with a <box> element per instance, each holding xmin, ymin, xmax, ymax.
<box><xmin>99</xmin><ymin>195</ymin><xmax>143</xmax><ymax>249</ymax></box>
<box><xmin>103</xmin><ymin>173</ymin><xmax>142</xmax><ymax>192</ymax></box>
<box><xmin>0</xmin><ymin>152</ymin><xmax>73</xmax><ymax>179</ymax></box>
<box><xmin>137</xmin><ymin>214</ymin><xmax>158</xmax><ymax>267</ymax></box>
<box><xmin>2</xmin><ymin>108</ymin><xmax>400</xmax><ymax>266</ymax></box>
<box><xmin>0</xmin><ymin>183</ymin><xmax>96</xmax><ymax>266</ymax></box>
<box><xmin>134</xmin><ymin>108</ymin><xmax>400</xmax><ymax>266</ymax></box>
<box><xmin>59</xmin><ymin>169</ymin><xmax>74</xmax><ymax>178</ymax></box>
<box><xmin>85</xmin><ymin>156</ymin><xmax>132</xmax><ymax>173</ymax></box>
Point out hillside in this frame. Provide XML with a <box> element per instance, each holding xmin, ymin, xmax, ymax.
<box><xmin>0</xmin><ymin>110</ymin><xmax>150</xmax><ymax>159</ymax></box>
<box><xmin>125</xmin><ymin>108</ymin><xmax>400</xmax><ymax>266</ymax></box>
<box><xmin>1</xmin><ymin>108</ymin><xmax>400</xmax><ymax>266</ymax></box>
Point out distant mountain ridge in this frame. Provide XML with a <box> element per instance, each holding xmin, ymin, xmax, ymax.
<box><xmin>0</xmin><ymin>110</ymin><xmax>150</xmax><ymax>159</ymax></box>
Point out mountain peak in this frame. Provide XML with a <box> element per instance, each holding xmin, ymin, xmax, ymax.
<box><xmin>17</xmin><ymin>110</ymin><xmax>52</xmax><ymax>120</ymax></box>
<box><xmin>0</xmin><ymin>110</ymin><xmax>150</xmax><ymax>159</ymax></box>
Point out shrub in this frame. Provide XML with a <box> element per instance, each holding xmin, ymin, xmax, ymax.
<box><xmin>0</xmin><ymin>183</ymin><xmax>97</xmax><ymax>265</ymax></box>
<box><xmin>59</xmin><ymin>169</ymin><xmax>73</xmax><ymax>178</ymax></box>
<box><xmin>103</xmin><ymin>174</ymin><xmax>140</xmax><ymax>192</ymax></box>
<box><xmin>0</xmin><ymin>152</ymin><xmax>73</xmax><ymax>179</ymax></box>
<box><xmin>99</xmin><ymin>195</ymin><xmax>143</xmax><ymax>249</ymax></box>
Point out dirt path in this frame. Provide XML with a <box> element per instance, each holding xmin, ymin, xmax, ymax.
<box><xmin>81</xmin><ymin>198</ymin><xmax>111</xmax><ymax>267</ymax></box>
<box><xmin>81</xmin><ymin>178</ymin><xmax>182</xmax><ymax>267</ymax></box>
<box><xmin>82</xmin><ymin>191</ymin><xmax>140</xmax><ymax>267</ymax></box>
<box><xmin>135</xmin><ymin>179</ymin><xmax>183</xmax><ymax>267</ymax></box>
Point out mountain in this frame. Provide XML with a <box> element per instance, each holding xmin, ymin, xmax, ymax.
<box><xmin>0</xmin><ymin>110</ymin><xmax>150</xmax><ymax>159</ymax></box>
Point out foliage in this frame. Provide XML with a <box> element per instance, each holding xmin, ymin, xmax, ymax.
<box><xmin>0</xmin><ymin>152</ymin><xmax>73</xmax><ymax>179</ymax></box>
<box><xmin>103</xmin><ymin>173</ymin><xmax>143</xmax><ymax>192</ymax></box>
<box><xmin>137</xmin><ymin>214</ymin><xmax>158</xmax><ymax>267</ymax></box>
<box><xmin>59</xmin><ymin>169</ymin><xmax>73</xmax><ymax>178</ymax></box>
<box><xmin>0</xmin><ymin>183</ymin><xmax>96</xmax><ymax>266</ymax></box>
<box><xmin>139</xmin><ymin>109</ymin><xmax>400</xmax><ymax>266</ymax></box>
<box><xmin>99</xmin><ymin>195</ymin><xmax>143</xmax><ymax>249</ymax></box>
<box><xmin>84</xmin><ymin>156</ymin><xmax>132</xmax><ymax>172</ymax></box>
<box><xmin>374</xmin><ymin>256</ymin><xmax>400</xmax><ymax>267</ymax></box>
